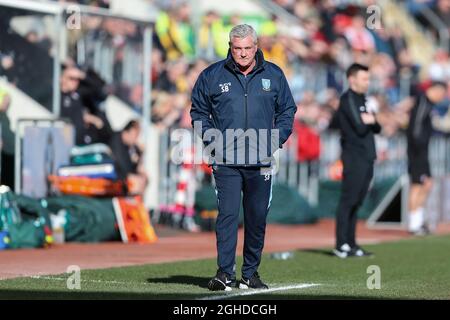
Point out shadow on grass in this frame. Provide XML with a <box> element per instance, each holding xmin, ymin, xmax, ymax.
<box><xmin>146</xmin><ymin>275</ymin><xmax>210</xmax><ymax>289</ymax></box>
<box><xmin>299</xmin><ymin>249</ymin><xmax>335</xmax><ymax>257</ymax></box>
<box><xmin>299</xmin><ymin>248</ymin><xmax>377</xmax><ymax>259</ymax></box>
<box><xmin>0</xmin><ymin>288</ymin><xmax>394</xmax><ymax>300</ymax></box>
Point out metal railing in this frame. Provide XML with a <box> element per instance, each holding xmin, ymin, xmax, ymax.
<box><xmin>419</xmin><ymin>4</ymin><xmax>450</xmax><ymax>51</ymax></box>
<box><xmin>0</xmin><ymin>0</ymin><xmax>156</xmax><ymax>204</ymax></box>
<box><xmin>0</xmin><ymin>0</ymin><xmax>153</xmax><ymax>117</ymax></box>
<box><xmin>320</xmin><ymin>131</ymin><xmax>450</xmax><ymax>180</ymax></box>
<box><xmin>156</xmin><ymin>128</ymin><xmax>450</xmax><ymax>213</ymax></box>
<box><xmin>252</xmin><ymin>0</ymin><xmax>301</xmax><ymax>26</ymax></box>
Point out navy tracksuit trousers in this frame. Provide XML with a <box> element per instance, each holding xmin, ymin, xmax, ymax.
<box><xmin>213</xmin><ymin>165</ymin><xmax>273</xmax><ymax>279</ymax></box>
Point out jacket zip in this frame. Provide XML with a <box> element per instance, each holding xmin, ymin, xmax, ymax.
<box><xmin>242</xmin><ymin>71</ymin><xmax>260</xmax><ymax>128</ymax></box>
<box><xmin>244</xmin><ymin>75</ymin><xmax>248</xmax><ymax>131</ymax></box>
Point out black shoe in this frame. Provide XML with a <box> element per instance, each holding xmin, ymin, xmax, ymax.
<box><xmin>238</xmin><ymin>272</ymin><xmax>269</xmax><ymax>289</ymax></box>
<box><xmin>349</xmin><ymin>245</ymin><xmax>373</xmax><ymax>257</ymax></box>
<box><xmin>208</xmin><ymin>271</ymin><xmax>235</xmax><ymax>291</ymax></box>
<box><xmin>333</xmin><ymin>243</ymin><xmax>351</xmax><ymax>258</ymax></box>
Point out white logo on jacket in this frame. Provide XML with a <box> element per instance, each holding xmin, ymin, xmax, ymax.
<box><xmin>219</xmin><ymin>82</ymin><xmax>231</xmax><ymax>93</ymax></box>
<box><xmin>262</xmin><ymin>78</ymin><xmax>271</xmax><ymax>91</ymax></box>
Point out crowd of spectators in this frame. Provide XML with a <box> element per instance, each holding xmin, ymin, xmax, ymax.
<box><xmin>2</xmin><ymin>0</ymin><xmax>450</xmax><ymax>232</ymax></box>
<box><xmin>148</xmin><ymin>0</ymin><xmax>447</xmax><ymax>135</ymax></box>
<box><xmin>2</xmin><ymin>0</ymin><xmax>450</xmax><ymax>134</ymax></box>
<box><xmin>2</xmin><ymin>0</ymin><xmax>450</xmax><ymax>169</ymax></box>
<box><xmin>137</xmin><ymin>0</ymin><xmax>450</xmax><ymax>172</ymax></box>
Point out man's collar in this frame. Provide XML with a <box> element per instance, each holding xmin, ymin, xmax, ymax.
<box><xmin>349</xmin><ymin>88</ymin><xmax>365</xmax><ymax>97</ymax></box>
<box><xmin>225</xmin><ymin>48</ymin><xmax>266</xmax><ymax>73</ymax></box>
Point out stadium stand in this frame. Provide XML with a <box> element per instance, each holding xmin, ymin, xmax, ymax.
<box><xmin>0</xmin><ymin>0</ymin><xmax>450</xmax><ymax>242</ymax></box>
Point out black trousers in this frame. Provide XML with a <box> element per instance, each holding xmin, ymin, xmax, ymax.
<box><xmin>407</xmin><ymin>144</ymin><xmax>430</xmax><ymax>184</ymax></box>
<box><xmin>213</xmin><ymin>166</ymin><xmax>273</xmax><ymax>279</ymax></box>
<box><xmin>0</xmin><ymin>152</ymin><xmax>15</xmax><ymax>190</ymax></box>
<box><xmin>336</xmin><ymin>153</ymin><xmax>374</xmax><ymax>248</ymax></box>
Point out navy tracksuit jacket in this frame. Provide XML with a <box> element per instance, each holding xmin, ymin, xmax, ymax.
<box><xmin>190</xmin><ymin>49</ymin><xmax>296</xmax><ymax>279</ymax></box>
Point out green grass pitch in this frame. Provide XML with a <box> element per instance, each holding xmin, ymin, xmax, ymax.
<box><xmin>1</xmin><ymin>234</ymin><xmax>449</xmax><ymax>299</ymax></box>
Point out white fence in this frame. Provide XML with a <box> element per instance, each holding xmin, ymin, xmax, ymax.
<box><xmin>156</xmin><ymin>127</ymin><xmax>450</xmax><ymax>211</ymax></box>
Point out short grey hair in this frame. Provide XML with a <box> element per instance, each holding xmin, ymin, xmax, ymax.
<box><xmin>229</xmin><ymin>24</ymin><xmax>258</xmax><ymax>44</ymax></box>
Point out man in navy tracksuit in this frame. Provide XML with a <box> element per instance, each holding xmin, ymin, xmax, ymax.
<box><xmin>190</xmin><ymin>24</ymin><xmax>296</xmax><ymax>291</ymax></box>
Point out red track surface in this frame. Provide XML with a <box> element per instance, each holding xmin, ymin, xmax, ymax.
<box><xmin>1</xmin><ymin>219</ymin><xmax>449</xmax><ymax>280</ymax></box>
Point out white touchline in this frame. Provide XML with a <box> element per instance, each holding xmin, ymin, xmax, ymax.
<box><xmin>15</xmin><ymin>276</ymin><xmax>320</xmax><ymax>298</ymax></box>
<box><xmin>199</xmin><ymin>283</ymin><xmax>320</xmax><ymax>300</ymax></box>
<box><xmin>29</xmin><ymin>275</ymin><xmax>144</xmax><ymax>286</ymax></box>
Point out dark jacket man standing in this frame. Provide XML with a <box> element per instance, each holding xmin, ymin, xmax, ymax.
<box><xmin>334</xmin><ymin>63</ymin><xmax>381</xmax><ymax>258</ymax></box>
<box><xmin>406</xmin><ymin>82</ymin><xmax>447</xmax><ymax>235</ymax></box>
<box><xmin>0</xmin><ymin>88</ymin><xmax>15</xmax><ymax>189</ymax></box>
<box><xmin>191</xmin><ymin>24</ymin><xmax>296</xmax><ymax>291</ymax></box>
